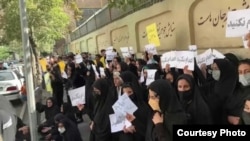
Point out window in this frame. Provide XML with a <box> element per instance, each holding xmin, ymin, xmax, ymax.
<box><xmin>14</xmin><ymin>70</ymin><xmax>22</xmax><ymax>79</ymax></box>
<box><xmin>0</xmin><ymin>72</ymin><xmax>15</xmax><ymax>81</ymax></box>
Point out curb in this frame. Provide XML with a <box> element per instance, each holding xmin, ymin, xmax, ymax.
<box><xmin>19</xmin><ymin>101</ymin><xmax>27</xmax><ymax>120</ymax></box>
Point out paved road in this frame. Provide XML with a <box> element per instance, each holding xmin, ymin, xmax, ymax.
<box><xmin>11</xmin><ymin>88</ymin><xmax>92</xmax><ymax>141</ymax></box>
<box><xmin>10</xmin><ymin>99</ymin><xmax>26</xmax><ymax>119</ymax></box>
<box><xmin>78</xmin><ymin>114</ymin><xmax>91</xmax><ymax>141</ymax></box>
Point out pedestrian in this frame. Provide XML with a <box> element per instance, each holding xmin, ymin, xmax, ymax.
<box><xmin>20</xmin><ymin>80</ymin><xmax>27</xmax><ymax>102</ymax></box>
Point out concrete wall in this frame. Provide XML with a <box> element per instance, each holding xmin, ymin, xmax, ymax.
<box><xmin>70</xmin><ymin>0</ymin><xmax>250</xmax><ymax>58</ymax></box>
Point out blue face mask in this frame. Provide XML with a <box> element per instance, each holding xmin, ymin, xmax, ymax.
<box><xmin>87</xmin><ymin>65</ymin><xmax>91</xmax><ymax>70</ymax></box>
<box><xmin>239</xmin><ymin>73</ymin><xmax>250</xmax><ymax>86</ymax></box>
<box><xmin>242</xmin><ymin>111</ymin><xmax>250</xmax><ymax>125</ymax></box>
<box><xmin>212</xmin><ymin>70</ymin><xmax>220</xmax><ymax>81</ymax></box>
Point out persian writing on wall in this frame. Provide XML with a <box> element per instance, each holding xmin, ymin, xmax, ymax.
<box><xmin>97</xmin><ymin>34</ymin><xmax>110</xmax><ymax>51</ymax></box>
<box><xmin>141</xmin><ymin>22</ymin><xmax>175</xmax><ymax>39</ymax></box>
<box><xmin>197</xmin><ymin>0</ymin><xmax>250</xmax><ymax>28</ymax></box>
<box><xmin>111</xmin><ymin>26</ymin><xmax>130</xmax><ymax>49</ymax></box>
<box><xmin>192</xmin><ymin>0</ymin><xmax>250</xmax><ymax>48</ymax></box>
<box><xmin>138</xmin><ymin>12</ymin><xmax>176</xmax><ymax>52</ymax></box>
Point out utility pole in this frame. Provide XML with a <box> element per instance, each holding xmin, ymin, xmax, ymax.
<box><xmin>18</xmin><ymin>0</ymin><xmax>38</xmax><ymax>140</ymax></box>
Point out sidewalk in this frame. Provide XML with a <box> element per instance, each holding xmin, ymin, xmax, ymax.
<box><xmin>38</xmin><ymin>88</ymin><xmax>91</xmax><ymax>141</ymax></box>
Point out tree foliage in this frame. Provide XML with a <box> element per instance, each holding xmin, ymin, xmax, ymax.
<box><xmin>0</xmin><ymin>0</ymin><xmax>71</xmax><ymax>49</ymax></box>
<box><xmin>0</xmin><ymin>47</ymin><xmax>11</xmax><ymax>60</ymax></box>
<box><xmin>107</xmin><ymin>0</ymin><xmax>141</xmax><ymax>10</ymax></box>
<box><xmin>64</xmin><ymin>0</ymin><xmax>83</xmax><ymax>20</ymax></box>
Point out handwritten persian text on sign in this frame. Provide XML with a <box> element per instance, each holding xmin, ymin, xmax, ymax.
<box><xmin>226</xmin><ymin>9</ymin><xmax>250</xmax><ymax>37</ymax></box>
<box><xmin>175</xmin><ymin>51</ymin><xmax>195</xmax><ymax>71</ymax></box>
<box><xmin>74</xmin><ymin>54</ymin><xmax>83</xmax><ymax>64</ymax></box>
<box><xmin>145</xmin><ymin>44</ymin><xmax>158</xmax><ymax>55</ymax></box>
<box><xmin>161</xmin><ymin>51</ymin><xmax>177</xmax><ymax>69</ymax></box>
<box><xmin>109</xmin><ymin>113</ymin><xmax>132</xmax><ymax>133</ymax></box>
<box><xmin>68</xmin><ymin>86</ymin><xmax>86</xmax><ymax>106</ymax></box>
<box><xmin>146</xmin><ymin>69</ymin><xmax>157</xmax><ymax>86</ymax></box>
<box><xmin>112</xmin><ymin>93</ymin><xmax>138</xmax><ymax>116</ymax></box>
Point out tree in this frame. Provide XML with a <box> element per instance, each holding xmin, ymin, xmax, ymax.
<box><xmin>107</xmin><ymin>0</ymin><xmax>141</xmax><ymax>10</ymax></box>
<box><xmin>0</xmin><ymin>47</ymin><xmax>11</xmax><ymax>60</ymax></box>
<box><xmin>0</xmin><ymin>0</ymin><xmax>73</xmax><ymax>85</ymax></box>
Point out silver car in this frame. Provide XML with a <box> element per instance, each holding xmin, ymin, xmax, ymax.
<box><xmin>0</xmin><ymin>70</ymin><xmax>24</xmax><ymax>101</ymax></box>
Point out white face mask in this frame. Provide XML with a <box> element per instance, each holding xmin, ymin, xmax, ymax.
<box><xmin>58</xmin><ymin>127</ymin><xmax>66</xmax><ymax>134</ymax></box>
<box><xmin>212</xmin><ymin>70</ymin><xmax>221</xmax><ymax>81</ymax></box>
<box><xmin>239</xmin><ymin>73</ymin><xmax>250</xmax><ymax>86</ymax></box>
<box><xmin>87</xmin><ymin>65</ymin><xmax>91</xmax><ymax>70</ymax></box>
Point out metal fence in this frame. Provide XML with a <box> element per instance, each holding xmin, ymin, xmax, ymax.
<box><xmin>70</xmin><ymin>0</ymin><xmax>163</xmax><ymax>41</ymax></box>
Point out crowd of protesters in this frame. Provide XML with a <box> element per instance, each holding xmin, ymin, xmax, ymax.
<box><xmin>34</xmin><ymin>48</ymin><xmax>250</xmax><ymax>141</ymax></box>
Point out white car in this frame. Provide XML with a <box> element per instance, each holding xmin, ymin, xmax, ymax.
<box><xmin>0</xmin><ymin>70</ymin><xmax>24</xmax><ymax>101</ymax></box>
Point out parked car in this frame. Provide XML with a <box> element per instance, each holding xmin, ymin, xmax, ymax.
<box><xmin>0</xmin><ymin>70</ymin><xmax>24</xmax><ymax>101</ymax></box>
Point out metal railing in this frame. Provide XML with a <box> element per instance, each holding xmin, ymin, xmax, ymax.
<box><xmin>70</xmin><ymin>0</ymin><xmax>163</xmax><ymax>42</ymax></box>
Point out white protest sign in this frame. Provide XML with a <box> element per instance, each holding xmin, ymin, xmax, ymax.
<box><xmin>212</xmin><ymin>49</ymin><xmax>225</xmax><ymax>59</ymax></box>
<box><xmin>120</xmin><ymin>47</ymin><xmax>131</xmax><ymax>58</ymax></box>
<box><xmin>99</xmin><ymin>67</ymin><xmax>106</xmax><ymax>77</ymax></box>
<box><xmin>226</xmin><ymin>9</ymin><xmax>250</xmax><ymax>37</ymax></box>
<box><xmin>139</xmin><ymin>70</ymin><xmax>145</xmax><ymax>83</ymax></box>
<box><xmin>109</xmin><ymin>113</ymin><xmax>132</xmax><ymax>133</ymax></box>
<box><xmin>175</xmin><ymin>51</ymin><xmax>195</xmax><ymax>71</ymax></box>
<box><xmin>145</xmin><ymin>44</ymin><xmax>158</xmax><ymax>55</ymax></box>
<box><xmin>106</xmin><ymin>52</ymin><xmax>117</xmax><ymax>61</ymax></box>
<box><xmin>91</xmin><ymin>64</ymin><xmax>100</xmax><ymax>78</ymax></box>
<box><xmin>160</xmin><ymin>51</ymin><xmax>176</xmax><ymax>69</ymax></box>
<box><xmin>189</xmin><ymin>45</ymin><xmax>198</xmax><ymax>57</ymax></box>
<box><xmin>106</xmin><ymin>46</ymin><xmax>117</xmax><ymax>61</ymax></box>
<box><xmin>146</xmin><ymin>69</ymin><xmax>157</xmax><ymax>86</ymax></box>
<box><xmin>74</xmin><ymin>54</ymin><xmax>83</xmax><ymax>64</ymax></box>
<box><xmin>196</xmin><ymin>48</ymin><xmax>214</xmax><ymax>68</ymax></box>
<box><xmin>61</xmin><ymin>71</ymin><xmax>68</xmax><ymax>79</ymax></box>
<box><xmin>112</xmin><ymin>93</ymin><xmax>138</xmax><ymax>116</ymax></box>
<box><xmin>68</xmin><ymin>86</ymin><xmax>86</xmax><ymax>106</ymax></box>
<box><xmin>129</xmin><ymin>47</ymin><xmax>134</xmax><ymax>54</ymax></box>
<box><xmin>109</xmin><ymin>113</ymin><xmax>125</xmax><ymax>133</ymax></box>
<box><xmin>106</xmin><ymin>46</ymin><xmax>113</xmax><ymax>52</ymax></box>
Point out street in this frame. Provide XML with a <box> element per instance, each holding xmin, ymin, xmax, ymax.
<box><xmin>10</xmin><ymin>90</ymin><xmax>91</xmax><ymax>141</ymax></box>
<box><xmin>10</xmin><ymin>99</ymin><xmax>26</xmax><ymax>121</ymax></box>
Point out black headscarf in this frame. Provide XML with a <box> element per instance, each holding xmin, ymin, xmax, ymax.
<box><xmin>120</xmin><ymin>71</ymin><xmax>146</xmax><ymax>101</ymax></box>
<box><xmin>92</xmin><ymin>79</ymin><xmax>111</xmax><ymax>105</ymax></box>
<box><xmin>41</xmin><ymin>97</ymin><xmax>60</xmax><ymax>125</ymax></box>
<box><xmin>224</xmin><ymin>53</ymin><xmax>239</xmax><ymax>69</ymax></box>
<box><xmin>120</xmin><ymin>71</ymin><xmax>139</xmax><ymax>86</ymax></box>
<box><xmin>62</xmin><ymin>103</ymin><xmax>77</xmax><ymax>124</ymax></box>
<box><xmin>54</xmin><ymin>113</ymin><xmax>67</xmax><ymax>123</ymax></box>
<box><xmin>91</xmin><ymin>79</ymin><xmax>114</xmax><ymax>141</ymax></box>
<box><xmin>59</xmin><ymin>118</ymin><xmax>82</xmax><ymax>141</ymax></box>
<box><xmin>148</xmin><ymin>79</ymin><xmax>183</xmax><ymax>113</ymax></box>
<box><xmin>147</xmin><ymin>80</ymin><xmax>187</xmax><ymax>141</ymax></box>
<box><xmin>176</xmin><ymin>74</ymin><xmax>212</xmax><ymax>124</ymax></box>
<box><xmin>163</xmin><ymin>68</ymin><xmax>179</xmax><ymax>86</ymax></box>
<box><xmin>242</xmin><ymin>95</ymin><xmax>250</xmax><ymax>125</ymax></box>
<box><xmin>213</xmin><ymin>59</ymin><xmax>238</xmax><ymax>102</ymax></box>
<box><xmin>121</xmin><ymin>83</ymin><xmax>151</xmax><ymax>140</ymax></box>
<box><xmin>118</xmin><ymin>62</ymin><xmax>129</xmax><ymax>72</ymax></box>
<box><xmin>203</xmin><ymin>59</ymin><xmax>238</xmax><ymax>124</ymax></box>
